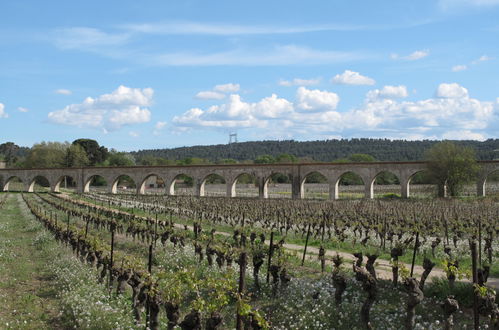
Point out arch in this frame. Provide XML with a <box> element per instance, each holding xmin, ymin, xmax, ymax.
<box><xmin>229</xmin><ymin>173</ymin><xmax>258</xmax><ymax>198</ymax></box>
<box><xmin>370</xmin><ymin>171</ymin><xmax>401</xmax><ymax>199</ymax></box>
<box><xmin>169</xmin><ymin>173</ymin><xmax>194</xmax><ymax>196</ymax></box>
<box><xmin>300</xmin><ymin>171</ymin><xmax>328</xmax><ymax>199</ymax></box>
<box><xmin>53</xmin><ymin>175</ymin><xmax>77</xmax><ymax>193</ymax></box>
<box><xmin>264</xmin><ymin>172</ymin><xmax>292</xmax><ymax>199</ymax></box>
<box><xmin>200</xmin><ymin>173</ymin><xmax>226</xmax><ymax>197</ymax></box>
<box><xmin>3</xmin><ymin>176</ymin><xmax>24</xmax><ymax>192</ymax></box>
<box><xmin>28</xmin><ymin>175</ymin><xmax>51</xmax><ymax>193</ymax></box>
<box><xmin>84</xmin><ymin>175</ymin><xmax>108</xmax><ymax>193</ymax></box>
<box><xmin>110</xmin><ymin>175</ymin><xmax>136</xmax><ymax>194</ymax></box>
<box><xmin>481</xmin><ymin>169</ymin><xmax>499</xmax><ymax>197</ymax></box>
<box><xmin>138</xmin><ymin>173</ymin><xmax>165</xmax><ymax>195</ymax></box>
<box><xmin>334</xmin><ymin>171</ymin><xmax>365</xmax><ymax>199</ymax></box>
<box><xmin>406</xmin><ymin>170</ymin><xmax>437</xmax><ymax>198</ymax></box>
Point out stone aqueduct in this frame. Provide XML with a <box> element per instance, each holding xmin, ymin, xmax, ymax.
<box><xmin>0</xmin><ymin>161</ymin><xmax>498</xmax><ymax>199</ymax></box>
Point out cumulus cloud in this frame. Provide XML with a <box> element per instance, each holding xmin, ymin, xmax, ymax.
<box><xmin>366</xmin><ymin>85</ymin><xmax>408</xmax><ymax>100</ymax></box>
<box><xmin>0</xmin><ymin>103</ymin><xmax>8</xmax><ymax>118</ymax></box>
<box><xmin>195</xmin><ymin>83</ymin><xmax>241</xmax><ymax>100</ymax></box>
<box><xmin>129</xmin><ymin>131</ymin><xmax>139</xmax><ymax>138</ymax></box>
<box><xmin>332</xmin><ymin>70</ymin><xmax>375</xmax><ymax>85</ymax></box>
<box><xmin>153</xmin><ymin>121</ymin><xmax>167</xmax><ymax>135</ymax></box>
<box><xmin>279</xmin><ymin>77</ymin><xmax>321</xmax><ymax>86</ymax></box>
<box><xmin>452</xmin><ymin>64</ymin><xmax>467</xmax><ymax>72</ymax></box>
<box><xmin>172</xmin><ymin>83</ymin><xmax>495</xmax><ymax>140</ymax></box>
<box><xmin>471</xmin><ymin>54</ymin><xmax>494</xmax><ymax>65</ymax></box>
<box><xmin>48</xmin><ymin>85</ymin><xmax>152</xmax><ymax>131</ymax></box>
<box><xmin>391</xmin><ymin>50</ymin><xmax>429</xmax><ymax>61</ymax></box>
<box><xmin>17</xmin><ymin>107</ymin><xmax>29</xmax><ymax>113</ymax></box>
<box><xmin>436</xmin><ymin>83</ymin><xmax>468</xmax><ymax>98</ymax></box>
<box><xmin>296</xmin><ymin>87</ymin><xmax>339</xmax><ymax>111</ymax></box>
<box><xmin>55</xmin><ymin>89</ymin><xmax>72</xmax><ymax>95</ymax></box>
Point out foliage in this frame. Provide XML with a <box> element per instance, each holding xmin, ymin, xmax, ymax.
<box><xmin>103</xmin><ymin>151</ymin><xmax>136</xmax><ymax>166</ymax></box>
<box><xmin>425</xmin><ymin>141</ymin><xmax>480</xmax><ymax>196</ymax></box>
<box><xmin>24</xmin><ymin>141</ymin><xmax>69</xmax><ymax>168</ymax></box>
<box><xmin>72</xmin><ymin>139</ymin><xmax>108</xmax><ymax>166</ymax></box>
<box><xmin>64</xmin><ymin>144</ymin><xmax>89</xmax><ymax>167</ymax></box>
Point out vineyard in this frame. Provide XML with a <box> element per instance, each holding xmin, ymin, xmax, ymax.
<box><xmin>0</xmin><ymin>190</ymin><xmax>498</xmax><ymax>329</ymax></box>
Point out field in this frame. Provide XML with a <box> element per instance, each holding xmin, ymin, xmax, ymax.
<box><xmin>0</xmin><ymin>190</ymin><xmax>498</xmax><ymax>329</ymax></box>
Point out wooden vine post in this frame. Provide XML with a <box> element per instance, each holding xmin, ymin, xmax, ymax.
<box><xmin>302</xmin><ymin>223</ymin><xmax>311</xmax><ymax>266</ymax></box>
<box><xmin>109</xmin><ymin>224</ymin><xmax>115</xmax><ymax>292</ymax></box>
<box><xmin>410</xmin><ymin>231</ymin><xmax>419</xmax><ymax>277</ymax></box>
<box><xmin>470</xmin><ymin>240</ymin><xmax>479</xmax><ymax>330</ymax></box>
<box><xmin>236</xmin><ymin>252</ymin><xmax>247</xmax><ymax>330</ymax></box>
<box><xmin>266</xmin><ymin>231</ymin><xmax>274</xmax><ymax>284</ymax></box>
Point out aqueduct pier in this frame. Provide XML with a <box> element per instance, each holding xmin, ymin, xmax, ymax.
<box><xmin>0</xmin><ymin>161</ymin><xmax>498</xmax><ymax>199</ymax></box>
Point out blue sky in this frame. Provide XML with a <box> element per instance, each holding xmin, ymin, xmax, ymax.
<box><xmin>1</xmin><ymin>0</ymin><xmax>498</xmax><ymax>151</ymax></box>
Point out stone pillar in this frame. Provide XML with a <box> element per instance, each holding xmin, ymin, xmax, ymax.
<box><xmin>329</xmin><ymin>180</ymin><xmax>339</xmax><ymax>200</ymax></box>
<box><xmin>401</xmin><ymin>178</ymin><xmax>410</xmax><ymax>198</ymax></box>
<box><xmin>109</xmin><ymin>180</ymin><xmax>118</xmax><ymax>194</ymax></box>
<box><xmin>365</xmin><ymin>179</ymin><xmax>374</xmax><ymax>199</ymax></box>
<box><xmin>258</xmin><ymin>177</ymin><xmax>268</xmax><ymax>199</ymax></box>
<box><xmin>167</xmin><ymin>179</ymin><xmax>175</xmax><ymax>196</ymax></box>
<box><xmin>195</xmin><ymin>179</ymin><xmax>205</xmax><ymax>197</ymax></box>
<box><xmin>291</xmin><ymin>175</ymin><xmax>301</xmax><ymax>200</ymax></box>
<box><xmin>227</xmin><ymin>180</ymin><xmax>236</xmax><ymax>198</ymax></box>
<box><xmin>76</xmin><ymin>168</ymin><xmax>85</xmax><ymax>194</ymax></box>
<box><xmin>476</xmin><ymin>178</ymin><xmax>486</xmax><ymax>197</ymax></box>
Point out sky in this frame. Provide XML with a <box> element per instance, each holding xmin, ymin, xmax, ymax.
<box><xmin>1</xmin><ymin>0</ymin><xmax>499</xmax><ymax>151</ymax></box>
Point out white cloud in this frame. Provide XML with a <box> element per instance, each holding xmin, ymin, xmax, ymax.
<box><xmin>172</xmin><ymin>83</ymin><xmax>495</xmax><ymax>140</ymax></box>
<box><xmin>296</xmin><ymin>87</ymin><xmax>339</xmax><ymax>111</ymax></box>
<box><xmin>391</xmin><ymin>49</ymin><xmax>429</xmax><ymax>61</ymax></box>
<box><xmin>0</xmin><ymin>103</ymin><xmax>8</xmax><ymax>118</ymax></box>
<box><xmin>129</xmin><ymin>131</ymin><xmax>139</xmax><ymax>138</ymax></box>
<box><xmin>471</xmin><ymin>54</ymin><xmax>494</xmax><ymax>64</ymax></box>
<box><xmin>279</xmin><ymin>78</ymin><xmax>321</xmax><ymax>86</ymax></box>
<box><xmin>332</xmin><ymin>70</ymin><xmax>375</xmax><ymax>85</ymax></box>
<box><xmin>452</xmin><ymin>64</ymin><xmax>467</xmax><ymax>72</ymax></box>
<box><xmin>195</xmin><ymin>91</ymin><xmax>226</xmax><ymax>100</ymax></box>
<box><xmin>55</xmin><ymin>89</ymin><xmax>72</xmax><ymax>95</ymax></box>
<box><xmin>213</xmin><ymin>83</ymin><xmax>240</xmax><ymax>93</ymax></box>
<box><xmin>17</xmin><ymin>107</ymin><xmax>29</xmax><ymax>113</ymax></box>
<box><xmin>436</xmin><ymin>83</ymin><xmax>468</xmax><ymax>98</ymax></box>
<box><xmin>48</xmin><ymin>85</ymin><xmax>152</xmax><ymax>131</ymax></box>
<box><xmin>367</xmin><ymin>85</ymin><xmax>408</xmax><ymax>100</ymax></box>
<box><xmin>153</xmin><ymin>121</ymin><xmax>167</xmax><ymax>135</ymax></box>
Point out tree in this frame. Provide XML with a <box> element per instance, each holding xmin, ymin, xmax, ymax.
<box><xmin>106</xmin><ymin>151</ymin><xmax>136</xmax><ymax>166</ymax></box>
<box><xmin>72</xmin><ymin>139</ymin><xmax>108</xmax><ymax>166</ymax></box>
<box><xmin>425</xmin><ymin>141</ymin><xmax>479</xmax><ymax>197</ymax></box>
<box><xmin>64</xmin><ymin>144</ymin><xmax>89</xmax><ymax>167</ymax></box>
<box><xmin>24</xmin><ymin>142</ymin><xmax>68</xmax><ymax>168</ymax></box>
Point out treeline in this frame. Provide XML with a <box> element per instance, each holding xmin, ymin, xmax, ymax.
<box><xmin>2</xmin><ymin>138</ymin><xmax>498</xmax><ymax>170</ymax></box>
<box><xmin>132</xmin><ymin>139</ymin><xmax>499</xmax><ymax>163</ymax></box>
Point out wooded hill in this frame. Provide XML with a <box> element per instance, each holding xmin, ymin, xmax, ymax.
<box><xmin>132</xmin><ymin>139</ymin><xmax>499</xmax><ymax>163</ymax></box>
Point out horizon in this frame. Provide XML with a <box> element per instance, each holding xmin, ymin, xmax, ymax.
<box><xmin>1</xmin><ymin>1</ymin><xmax>499</xmax><ymax>151</ymax></box>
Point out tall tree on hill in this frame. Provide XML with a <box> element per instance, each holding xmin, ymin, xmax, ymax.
<box><xmin>425</xmin><ymin>141</ymin><xmax>479</xmax><ymax>197</ymax></box>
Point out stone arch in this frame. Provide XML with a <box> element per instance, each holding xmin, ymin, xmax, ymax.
<box><xmin>370</xmin><ymin>170</ymin><xmax>401</xmax><ymax>198</ymax></box>
<box><xmin>84</xmin><ymin>175</ymin><xmax>108</xmax><ymax>193</ymax></box>
<box><xmin>28</xmin><ymin>175</ymin><xmax>51</xmax><ymax>193</ymax></box>
<box><xmin>3</xmin><ymin>176</ymin><xmax>24</xmax><ymax>192</ymax></box>
<box><xmin>264</xmin><ymin>172</ymin><xmax>292</xmax><ymax>199</ymax></box>
<box><xmin>53</xmin><ymin>175</ymin><xmax>77</xmax><ymax>193</ymax></box>
<box><xmin>169</xmin><ymin>173</ymin><xmax>195</xmax><ymax>196</ymax></box>
<box><xmin>200</xmin><ymin>173</ymin><xmax>226</xmax><ymax>197</ymax></box>
<box><xmin>110</xmin><ymin>174</ymin><xmax>137</xmax><ymax>194</ymax></box>
<box><xmin>138</xmin><ymin>173</ymin><xmax>165</xmax><ymax>195</ymax></box>
<box><xmin>334</xmin><ymin>171</ymin><xmax>365</xmax><ymax>199</ymax></box>
<box><xmin>406</xmin><ymin>170</ymin><xmax>436</xmax><ymax>198</ymax></box>
<box><xmin>300</xmin><ymin>171</ymin><xmax>328</xmax><ymax>199</ymax></box>
<box><xmin>229</xmin><ymin>173</ymin><xmax>258</xmax><ymax>198</ymax></box>
<box><xmin>480</xmin><ymin>169</ymin><xmax>499</xmax><ymax>197</ymax></box>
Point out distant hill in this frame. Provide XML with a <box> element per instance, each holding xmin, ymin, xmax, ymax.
<box><xmin>132</xmin><ymin>139</ymin><xmax>499</xmax><ymax>162</ymax></box>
